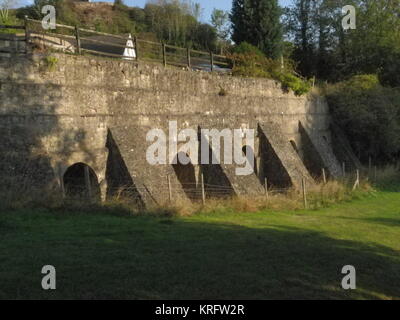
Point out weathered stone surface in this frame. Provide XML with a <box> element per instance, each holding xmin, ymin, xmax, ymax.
<box><xmin>330</xmin><ymin>123</ymin><xmax>362</xmax><ymax>172</ymax></box>
<box><xmin>258</xmin><ymin>123</ymin><xmax>314</xmax><ymax>189</ymax></box>
<box><xmin>299</xmin><ymin>121</ymin><xmax>343</xmax><ymax>179</ymax></box>
<box><xmin>0</xmin><ymin>53</ymin><xmax>359</xmax><ymax>207</ymax></box>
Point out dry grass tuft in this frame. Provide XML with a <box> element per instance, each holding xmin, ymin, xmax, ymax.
<box><xmin>0</xmin><ymin>173</ymin><xmax>384</xmax><ymax>217</ymax></box>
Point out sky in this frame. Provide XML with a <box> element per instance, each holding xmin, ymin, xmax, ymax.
<box><xmin>19</xmin><ymin>0</ymin><xmax>294</xmax><ymax>23</ymax></box>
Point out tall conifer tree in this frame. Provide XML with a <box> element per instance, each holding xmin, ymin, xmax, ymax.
<box><xmin>231</xmin><ymin>0</ymin><xmax>283</xmax><ymax>58</ymax></box>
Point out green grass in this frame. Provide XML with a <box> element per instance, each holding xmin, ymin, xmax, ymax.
<box><xmin>0</xmin><ymin>190</ymin><xmax>399</xmax><ymax>300</ymax></box>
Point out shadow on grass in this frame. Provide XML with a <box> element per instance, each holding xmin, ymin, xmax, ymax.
<box><xmin>0</xmin><ymin>213</ymin><xmax>399</xmax><ymax>300</ymax></box>
<box><xmin>356</xmin><ymin>217</ymin><xmax>400</xmax><ymax>228</ymax></box>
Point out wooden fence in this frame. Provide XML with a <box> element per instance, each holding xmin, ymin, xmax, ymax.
<box><xmin>0</xmin><ymin>25</ymin><xmax>27</xmax><ymax>55</ymax></box>
<box><xmin>15</xmin><ymin>18</ymin><xmax>230</xmax><ymax>71</ymax></box>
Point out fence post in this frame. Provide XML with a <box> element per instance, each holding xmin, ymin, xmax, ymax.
<box><xmin>368</xmin><ymin>156</ymin><xmax>372</xmax><ymax>179</ymax></box>
<box><xmin>302</xmin><ymin>178</ymin><xmax>308</xmax><ymax>209</ymax></box>
<box><xmin>187</xmin><ymin>48</ymin><xmax>190</xmax><ymax>68</ymax></box>
<box><xmin>342</xmin><ymin>162</ymin><xmax>346</xmax><ymax>178</ymax></box>
<box><xmin>201</xmin><ymin>173</ymin><xmax>206</xmax><ymax>205</ymax></box>
<box><xmin>210</xmin><ymin>52</ymin><xmax>214</xmax><ymax>72</ymax></box>
<box><xmin>322</xmin><ymin>168</ymin><xmax>327</xmax><ymax>184</ymax></box>
<box><xmin>162</xmin><ymin>43</ymin><xmax>167</xmax><ymax>67</ymax></box>
<box><xmin>167</xmin><ymin>175</ymin><xmax>172</xmax><ymax>203</ymax></box>
<box><xmin>75</xmin><ymin>26</ymin><xmax>81</xmax><ymax>55</ymax></box>
<box><xmin>352</xmin><ymin>169</ymin><xmax>360</xmax><ymax>191</ymax></box>
<box><xmin>374</xmin><ymin>165</ymin><xmax>377</xmax><ymax>182</ymax></box>
<box><xmin>264</xmin><ymin>177</ymin><xmax>269</xmax><ymax>200</ymax></box>
<box><xmin>134</xmin><ymin>36</ymin><xmax>138</xmax><ymax>60</ymax></box>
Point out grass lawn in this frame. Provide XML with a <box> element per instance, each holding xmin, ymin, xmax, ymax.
<box><xmin>0</xmin><ymin>190</ymin><xmax>399</xmax><ymax>300</ymax></box>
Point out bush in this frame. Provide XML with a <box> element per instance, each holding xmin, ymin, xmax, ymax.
<box><xmin>276</xmin><ymin>72</ymin><xmax>311</xmax><ymax>96</ymax></box>
<box><xmin>228</xmin><ymin>42</ymin><xmax>311</xmax><ymax>96</ymax></box>
<box><xmin>325</xmin><ymin>74</ymin><xmax>400</xmax><ymax>164</ymax></box>
<box><xmin>232</xmin><ymin>42</ymin><xmax>265</xmax><ymax>57</ymax></box>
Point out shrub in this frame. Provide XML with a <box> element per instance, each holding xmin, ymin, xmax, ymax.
<box><xmin>228</xmin><ymin>42</ymin><xmax>311</xmax><ymax>96</ymax></box>
<box><xmin>232</xmin><ymin>42</ymin><xmax>265</xmax><ymax>57</ymax></box>
<box><xmin>276</xmin><ymin>72</ymin><xmax>311</xmax><ymax>96</ymax></box>
<box><xmin>325</xmin><ymin>74</ymin><xmax>400</xmax><ymax>164</ymax></box>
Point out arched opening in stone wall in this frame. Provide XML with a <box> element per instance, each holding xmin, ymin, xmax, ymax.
<box><xmin>242</xmin><ymin>145</ymin><xmax>257</xmax><ymax>176</ymax></box>
<box><xmin>173</xmin><ymin>152</ymin><xmax>198</xmax><ymax>201</ymax></box>
<box><xmin>63</xmin><ymin>163</ymin><xmax>101</xmax><ymax>202</ymax></box>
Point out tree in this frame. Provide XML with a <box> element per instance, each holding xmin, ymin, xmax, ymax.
<box><xmin>283</xmin><ymin>0</ymin><xmax>400</xmax><ymax>85</ymax></box>
<box><xmin>211</xmin><ymin>9</ymin><xmax>230</xmax><ymax>53</ymax></box>
<box><xmin>231</xmin><ymin>0</ymin><xmax>283</xmax><ymax>58</ymax></box>
<box><xmin>326</xmin><ymin>75</ymin><xmax>400</xmax><ymax>163</ymax></box>
<box><xmin>0</xmin><ymin>0</ymin><xmax>18</xmax><ymax>24</ymax></box>
<box><xmin>144</xmin><ymin>0</ymin><xmax>200</xmax><ymax>47</ymax></box>
<box><xmin>211</xmin><ymin>9</ymin><xmax>230</xmax><ymax>41</ymax></box>
<box><xmin>190</xmin><ymin>23</ymin><xmax>217</xmax><ymax>51</ymax></box>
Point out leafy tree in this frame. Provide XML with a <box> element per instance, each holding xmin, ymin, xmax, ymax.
<box><xmin>144</xmin><ymin>0</ymin><xmax>200</xmax><ymax>47</ymax></box>
<box><xmin>326</xmin><ymin>75</ymin><xmax>400</xmax><ymax>163</ymax></box>
<box><xmin>190</xmin><ymin>23</ymin><xmax>217</xmax><ymax>51</ymax></box>
<box><xmin>211</xmin><ymin>9</ymin><xmax>230</xmax><ymax>41</ymax></box>
<box><xmin>284</xmin><ymin>0</ymin><xmax>400</xmax><ymax>86</ymax></box>
<box><xmin>211</xmin><ymin>9</ymin><xmax>230</xmax><ymax>53</ymax></box>
<box><xmin>231</xmin><ymin>0</ymin><xmax>283</xmax><ymax>58</ymax></box>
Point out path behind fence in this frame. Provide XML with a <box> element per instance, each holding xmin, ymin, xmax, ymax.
<box><xmin>1</xmin><ymin>18</ymin><xmax>230</xmax><ymax>72</ymax></box>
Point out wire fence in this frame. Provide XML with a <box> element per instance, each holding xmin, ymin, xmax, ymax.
<box><xmin>60</xmin><ymin>165</ymin><xmax>365</xmax><ymax>209</ymax></box>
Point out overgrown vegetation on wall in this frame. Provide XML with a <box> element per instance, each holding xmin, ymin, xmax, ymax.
<box><xmin>229</xmin><ymin>42</ymin><xmax>311</xmax><ymax>96</ymax></box>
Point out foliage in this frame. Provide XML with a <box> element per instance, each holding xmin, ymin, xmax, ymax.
<box><xmin>142</xmin><ymin>0</ymin><xmax>216</xmax><ymax>50</ymax></box>
<box><xmin>231</xmin><ymin>0</ymin><xmax>283</xmax><ymax>59</ymax></box>
<box><xmin>16</xmin><ymin>0</ymin><xmax>217</xmax><ymax>52</ymax></box>
<box><xmin>211</xmin><ymin>9</ymin><xmax>231</xmax><ymax>54</ymax></box>
<box><xmin>276</xmin><ymin>72</ymin><xmax>311</xmax><ymax>96</ymax></box>
<box><xmin>284</xmin><ymin>0</ymin><xmax>400</xmax><ymax>87</ymax></box>
<box><xmin>325</xmin><ymin>75</ymin><xmax>400</xmax><ymax>163</ymax></box>
<box><xmin>232</xmin><ymin>41</ymin><xmax>265</xmax><ymax>57</ymax></box>
<box><xmin>0</xmin><ymin>0</ymin><xmax>18</xmax><ymax>24</ymax></box>
<box><xmin>43</xmin><ymin>55</ymin><xmax>58</xmax><ymax>71</ymax></box>
<box><xmin>229</xmin><ymin>42</ymin><xmax>311</xmax><ymax>95</ymax></box>
<box><xmin>0</xmin><ymin>9</ymin><xmax>20</xmax><ymax>33</ymax></box>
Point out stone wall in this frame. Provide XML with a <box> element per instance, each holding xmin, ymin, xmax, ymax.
<box><xmin>0</xmin><ymin>53</ymin><xmax>359</xmax><ymax>207</ymax></box>
<box><xmin>0</xmin><ymin>33</ymin><xmax>26</xmax><ymax>58</ymax></box>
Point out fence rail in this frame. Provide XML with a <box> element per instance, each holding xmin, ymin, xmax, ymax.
<box><xmin>0</xmin><ymin>24</ymin><xmax>27</xmax><ymax>55</ymax></box>
<box><xmin>21</xmin><ymin>18</ymin><xmax>230</xmax><ymax>72</ymax></box>
<box><xmin>0</xmin><ymin>25</ymin><xmax>25</xmax><ymax>30</ymax></box>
